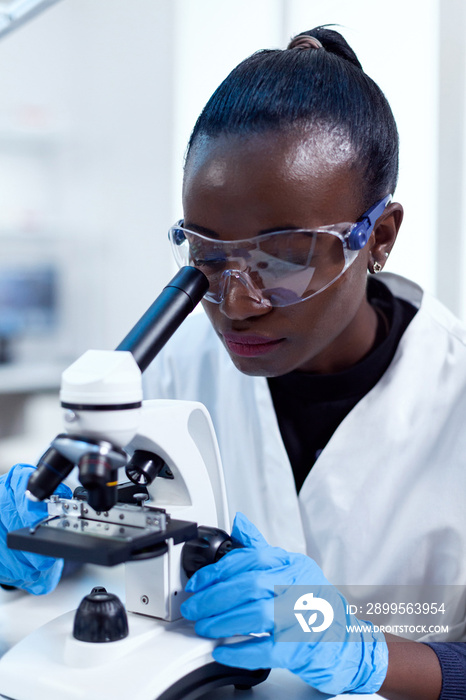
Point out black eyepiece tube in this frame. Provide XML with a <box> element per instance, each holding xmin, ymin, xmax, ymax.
<box><xmin>116</xmin><ymin>266</ymin><xmax>209</xmax><ymax>373</ymax></box>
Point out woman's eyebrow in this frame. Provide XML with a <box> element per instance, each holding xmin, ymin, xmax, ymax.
<box><xmin>259</xmin><ymin>225</ymin><xmax>301</xmax><ymax>234</ymax></box>
<box><xmin>184</xmin><ymin>222</ymin><xmax>219</xmax><ymax>238</ymax></box>
<box><xmin>184</xmin><ymin>222</ymin><xmax>304</xmax><ymax>238</ymax></box>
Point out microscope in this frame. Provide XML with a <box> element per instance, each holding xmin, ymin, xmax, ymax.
<box><xmin>0</xmin><ymin>267</ymin><xmax>269</xmax><ymax>700</ymax></box>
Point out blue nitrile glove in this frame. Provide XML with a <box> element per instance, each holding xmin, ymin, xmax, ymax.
<box><xmin>0</xmin><ymin>463</ymin><xmax>72</xmax><ymax>595</ymax></box>
<box><xmin>181</xmin><ymin>512</ymin><xmax>388</xmax><ymax>696</ymax></box>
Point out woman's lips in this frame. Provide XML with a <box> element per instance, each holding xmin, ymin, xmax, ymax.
<box><xmin>222</xmin><ymin>333</ymin><xmax>285</xmax><ymax>357</ymax></box>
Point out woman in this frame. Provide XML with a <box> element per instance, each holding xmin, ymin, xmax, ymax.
<box><xmin>0</xmin><ymin>24</ymin><xmax>464</xmax><ymax>700</ymax></box>
<box><xmin>143</xmin><ymin>27</ymin><xmax>466</xmax><ymax>700</ymax></box>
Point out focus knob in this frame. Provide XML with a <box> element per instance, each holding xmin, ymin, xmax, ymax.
<box><xmin>73</xmin><ymin>587</ymin><xmax>128</xmax><ymax>643</ymax></box>
<box><xmin>182</xmin><ymin>526</ymin><xmax>239</xmax><ymax>578</ymax></box>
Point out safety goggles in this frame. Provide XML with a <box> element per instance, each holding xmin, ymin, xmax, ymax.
<box><xmin>168</xmin><ymin>195</ymin><xmax>391</xmax><ymax>308</ymax></box>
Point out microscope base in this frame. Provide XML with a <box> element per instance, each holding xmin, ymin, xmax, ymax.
<box><xmin>0</xmin><ymin>610</ymin><xmax>268</xmax><ymax>700</ymax></box>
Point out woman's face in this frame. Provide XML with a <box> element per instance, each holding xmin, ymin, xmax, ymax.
<box><xmin>182</xmin><ymin>130</ymin><xmax>385</xmax><ymax>377</ymax></box>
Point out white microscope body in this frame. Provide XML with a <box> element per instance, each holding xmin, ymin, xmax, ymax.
<box><xmin>0</xmin><ymin>269</ymin><xmax>268</xmax><ymax>700</ymax></box>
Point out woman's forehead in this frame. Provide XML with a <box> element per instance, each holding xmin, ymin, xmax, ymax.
<box><xmin>182</xmin><ymin>129</ymin><xmax>364</xmax><ymax>226</ymax></box>
<box><xmin>185</xmin><ymin>126</ymin><xmax>356</xmax><ymax>174</ymax></box>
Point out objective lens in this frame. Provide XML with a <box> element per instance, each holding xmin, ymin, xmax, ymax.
<box><xmin>125</xmin><ymin>450</ymin><xmax>166</xmax><ymax>487</ymax></box>
<box><xmin>79</xmin><ymin>453</ymin><xmax>118</xmax><ymax>512</ymax></box>
<box><xmin>27</xmin><ymin>447</ymin><xmax>75</xmax><ymax>501</ymax></box>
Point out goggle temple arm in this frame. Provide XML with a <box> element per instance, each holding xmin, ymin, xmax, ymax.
<box><xmin>347</xmin><ymin>195</ymin><xmax>392</xmax><ymax>251</ymax></box>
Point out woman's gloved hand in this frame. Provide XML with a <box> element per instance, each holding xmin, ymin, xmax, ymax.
<box><xmin>0</xmin><ymin>463</ymin><xmax>72</xmax><ymax>595</ymax></box>
<box><xmin>181</xmin><ymin>512</ymin><xmax>388</xmax><ymax>696</ymax></box>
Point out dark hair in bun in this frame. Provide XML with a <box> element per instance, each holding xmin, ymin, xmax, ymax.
<box><xmin>287</xmin><ymin>27</ymin><xmax>363</xmax><ymax>70</ymax></box>
<box><xmin>185</xmin><ymin>26</ymin><xmax>399</xmax><ymax>207</ymax></box>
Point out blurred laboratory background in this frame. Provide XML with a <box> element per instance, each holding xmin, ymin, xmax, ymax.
<box><xmin>0</xmin><ymin>0</ymin><xmax>461</xmax><ymax>470</ymax></box>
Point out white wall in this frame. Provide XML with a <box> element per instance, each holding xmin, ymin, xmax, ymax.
<box><xmin>171</xmin><ymin>0</ymin><xmax>287</xmax><ymax>222</ymax></box>
<box><xmin>0</xmin><ymin>0</ymin><xmax>177</xmax><ymax>359</ymax></box>
<box><xmin>438</xmin><ymin>0</ymin><xmax>466</xmax><ymax>316</ymax></box>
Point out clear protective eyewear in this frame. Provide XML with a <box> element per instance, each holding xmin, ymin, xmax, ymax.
<box><xmin>168</xmin><ymin>195</ymin><xmax>391</xmax><ymax>308</ymax></box>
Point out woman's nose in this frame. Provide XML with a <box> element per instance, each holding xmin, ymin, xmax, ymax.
<box><xmin>218</xmin><ymin>270</ymin><xmax>272</xmax><ymax>320</ymax></box>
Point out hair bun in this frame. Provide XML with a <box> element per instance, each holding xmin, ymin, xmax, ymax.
<box><xmin>287</xmin><ymin>34</ymin><xmax>323</xmax><ymax>51</ymax></box>
<box><xmin>288</xmin><ymin>27</ymin><xmax>363</xmax><ymax>71</ymax></box>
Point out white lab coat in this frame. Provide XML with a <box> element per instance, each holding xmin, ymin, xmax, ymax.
<box><xmin>144</xmin><ymin>273</ymin><xmax>466</xmax><ymax>641</ymax></box>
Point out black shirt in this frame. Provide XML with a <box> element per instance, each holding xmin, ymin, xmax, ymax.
<box><xmin>267</xmin><ymin>278</ymin><xmax>418</xmax><ymax>492</ymax></box>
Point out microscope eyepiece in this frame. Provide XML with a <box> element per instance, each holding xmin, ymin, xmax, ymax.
<box><xmin>116</xmin><ymin>266</ymin><xmax>209</xmax><ymax>372</ymax></box>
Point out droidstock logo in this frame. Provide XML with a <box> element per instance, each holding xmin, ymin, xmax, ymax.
<box><xmin>294</xmin><ymin>592</ymin><xmax>334</xmax><ymax>633</ymax></box>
